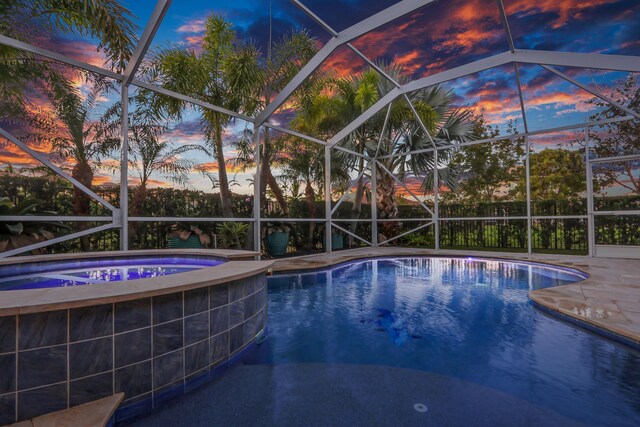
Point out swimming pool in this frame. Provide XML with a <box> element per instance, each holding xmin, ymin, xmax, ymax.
<box><xmin>125</xmin><ymin>257</ymin><xmax>640</xmax><ymax>426</ymax></box>
<box><xmin>0</xmin><ymin>255</ymin><xmax>225</xmax><ymax>290</ymax></box>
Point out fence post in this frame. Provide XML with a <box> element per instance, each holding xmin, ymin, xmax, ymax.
<box><xmin>325</xmin><ymin>145</ymin><xmax>332</xmax><ymax>253</ymax></box>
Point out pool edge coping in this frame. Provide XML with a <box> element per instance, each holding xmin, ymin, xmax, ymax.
<box><xmin>0</xmin><ymin>249</ymin><xmax>272</xmax><ymax>315</ymax></box>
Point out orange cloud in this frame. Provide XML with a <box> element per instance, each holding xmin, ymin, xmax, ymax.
<box><xmin>129</xmin><ymin>177</ymin><xmax>171</xmax><ymax>188</ymax></box>
<box><xmin>92</xmin><ymin>174</ymin><xmax>117</xmax><ymax>186</ymax></box>
<box><xmin>195</xmin><ymin>161</ymin><xmax>244</xmax><ymax>174</ymax></box>
<box><xmin>505</xmin><ymin>0</ymin><xmax>620</xmax><ymax>29</ymax></box>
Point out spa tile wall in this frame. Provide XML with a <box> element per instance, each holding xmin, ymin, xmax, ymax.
<box><xmin>0</xmin><ymin>274</ymin><xmax>267</xmax><ymax>424</ymax></box>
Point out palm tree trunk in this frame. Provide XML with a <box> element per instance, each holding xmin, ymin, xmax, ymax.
<box><xmin>377</xmin><ymin>170</ymin><xmax>399</xmax><ymax>243</ymax></box>
<box><xmin>130</xmin><ymin>184</ymin><xmax>147</xmax><ymax>247</ymax></box>
<box><xmin>214</xmin><ymin>121</ymin><xmax>234</xmax><ymax>218</ymax></box>
<box><xmin>260</xmin><ymin>128</ymin><xmax>289</xmax><ymax>215</ymax></box>
<box><xmin>71</xmin><ymin>161</ymin><xmax>93</xmax><ymax>251</ymax></box>
<box><xmin>348</xmin><ymin>156</ymin><xmax>365</xmax><ymax>247</ymax></box>
<box><xmin>267</xmin><ymin>171</ymin><xmax>288</xmax><ymax>214</ymax></box>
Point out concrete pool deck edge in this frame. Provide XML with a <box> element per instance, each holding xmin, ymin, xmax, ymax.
<box><xmin>270</xmin><ymin>248</ymin><xmax>640</xmax><ymax>346</ymax></box>
<box><xmin>0</xmin><ymin>249</ymin><xmax>272</xmax><ymax>316</ymax></box>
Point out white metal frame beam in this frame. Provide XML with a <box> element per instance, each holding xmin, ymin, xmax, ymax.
<box><xmin>0</xmin><ymin>127</ymin><xmax>117</xmax><ymax>212</ymax></box>
<box><xmin>330</xmin><ymin>49</ymin><xmax>640</xmax><ymax>147</ymax></box>
<box><xmin>256</xmin><ymin>0</ymin><xmax>441</xmax><ymax>125</ymax></box>
<box><xmin>0</xmin><ymin>34</ymin><xmax>123</xmax><ymax>80</ymax></box>
<box><xmin>0</xmin><ymin>223</ymin><xmax>117</xmax><ymax>258</ymax></box>
<box><xmin>123</xmin><ymin>0</ymin><xmax>172</xmax><ymax>86</ymax></box>
<box><xmin>541</xmin><ymin>65</ymin><xmax>640</xmax><ymax>120</ymax></box>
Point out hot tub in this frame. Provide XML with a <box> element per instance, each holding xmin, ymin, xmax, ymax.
<box><xmin>0</xmin><ymin>250</ymin><xmax>273</xmax><ymax>425</ymax></box>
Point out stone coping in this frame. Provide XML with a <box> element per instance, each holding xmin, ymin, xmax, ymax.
<box><xmin>2</xmin><ymin>393</ymin><xmax>124</xmax><ymax>427</ymax></box>
<box><xmin>0</xmin><ymin>250</ymin><xmax>272</xmax><ymax>316</ymax></box>
<box><xmin>271</xmin><ymin>248</ymin><xmax>640</xmax><ymax>346</ymax></box>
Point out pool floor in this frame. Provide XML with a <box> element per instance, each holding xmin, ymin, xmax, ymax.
<box><xmin>121</xmin><ymin>258</ymin><xmax>640</xmax><ymax>426</ymax></box>
<box><xmin>122</xmin><ymin>362</ymin><xmax>584</xmax><ymax>427</ymax></box>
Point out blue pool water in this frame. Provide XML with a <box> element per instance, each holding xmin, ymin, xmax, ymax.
<box><xmin>250</xmin><ymin>257</ymin><xmax>640</xmax><ymax>426</ymax></box>
<box><xmin>0</xmin><ymin>255</ymin><xmax>224</xmax><ymax>290</ymax></box>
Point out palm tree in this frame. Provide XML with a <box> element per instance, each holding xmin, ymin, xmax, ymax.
<box><xmin>127</xmin><ymin>120</ymin><xmax>206</xmax><ymax>217</ymax></box>
<box><xmin>139</xmin><ymin>15</ymin><xmax>260</xmax><ymax>218</ymax></box>
<box><xmin>277</xmin><ymin>136</ymin><xmax>349</xmax><ymax>248</ymax></box>
<box><xmin>253</xmin><ymin>30</ymin><xmax>318</xmax><ymax>216</ymax></box>
<box><xmin>27</xmin><ymin>83</ymin><xmax>120</xmax><ymax>249</ymax></box>
<box><xmin>292</xmin><ymin>64</ymin><xmax>475</xmax><ymax>241</ymax></box>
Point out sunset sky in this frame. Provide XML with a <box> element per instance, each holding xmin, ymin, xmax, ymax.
<box><xmin>1</xmin><ymin>0</ymin><xmax>639</xmax><ymax>197</ymax></box>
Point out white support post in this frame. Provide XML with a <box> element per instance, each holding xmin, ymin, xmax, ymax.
<box><xmin>0</xmin><ymin>34</ymin><xmax>123</xmax><ymax>81</ymax></box>
<box><xmin>497</xmin><ymin>0</ymin><xmax>516</xmax><ymax>53</ymax></box>
<box><xmin>514</xmin><ymin>61</ymin><xmax>532</xmax><ymax>255</ymax></box>
<box><xmin>371</xmin><ymin>160</ymin><xmax>378</xmax><ymax>247</ymax></box>
<box><xmin>253</xmin><ymin>126</ymin><xmax>262</xmax><ymax>254</ymax></box>
<box><xmin>585</xmin><ymin>126</ymin><xmax>596</xmax><ymax>257</ymax></box>
<box><xmin>433</xmin><ymin>149</ymin><xmax>440</xmax><ymax>250</ymax></box>
<box><xmin>120</xmin><ymin>86</ymin><xmax>129</xmax><ymax>250</ymax></box>
<box><xmin>525</xmin><ymin>136</ymin><xmax>532</xmax><ymax>255</ymax></box>
<box><xmin>325</xmin><ymin>145</ymin><xmax>332</xmax><ymax>253</ymax></box>
<box><xmin>262</xmin><ymin>123</ymin><xmax>327</xmax><ymax>146</ymax></box>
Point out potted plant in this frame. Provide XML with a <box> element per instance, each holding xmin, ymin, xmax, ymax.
<box><xmin>262</xmin><ymin>221</ymin><xmax>292</xmax><ymax>257</ymax></box>
<box><xmin>331</xmin><ymin>231</ymin><xmax>344</xmax><ymax>250</ymax></box>
<box><xmin>0</xmin><ymin>197</ymin><xmax>71</xmax><ymax>254</ymax></box>
<box><xmin>218</xmin><ymin>222</ymin><xmax>249</xmax><ymax>249</ymax></box>
<box><xmin>167</xmin><ymin>223</ymin><xmax>213</xmax><ymax>249</ymax></box>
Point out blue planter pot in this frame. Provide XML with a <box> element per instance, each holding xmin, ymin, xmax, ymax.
<box><xmin>167</xmin><ymin>235</ymin><xmax>203</xmax><ymax>249</ymax></box>
<box><xmin>264</xmin><ymin>231</ymin><xmax>290</xmax><ymax>256</ymax></box>
<box><xmin>331</xmin><ymin>232</ymin><xmax>344</xmax><ymax>250</ymax></box>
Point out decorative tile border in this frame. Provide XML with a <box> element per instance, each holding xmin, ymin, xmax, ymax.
<box><xmin>0</xmin><ymin>273</ymin><xmax>267</xmax><ymax>425</ymax></box>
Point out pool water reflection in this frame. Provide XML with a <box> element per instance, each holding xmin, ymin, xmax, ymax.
<box><xmin>251</xmin><ymin>258</ymin><xmax>640</xmax><ymax>426</ymax></box>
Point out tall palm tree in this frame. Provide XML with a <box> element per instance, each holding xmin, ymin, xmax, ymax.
<box><xmin>257</xmin><ymin>31</ymin><xmax>318</xmax><ymax>216</ymax></box>
<box><xmin>140</xmin><ymin>15</ymin><xmax>260</xmax><ymax>218</ymax></box>
<box><xmin>367</xmin><ymin>85</ymin><xmax>474</xmax><ymax>238</ymax></box>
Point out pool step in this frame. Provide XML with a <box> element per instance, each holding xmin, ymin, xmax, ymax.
<box><xmin>3</xmin><ymin>393</ymin><xmax>124</xmax><ymax>427</ymax></box>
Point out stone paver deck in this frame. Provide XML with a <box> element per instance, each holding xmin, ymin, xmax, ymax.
<box><xmin>270</xmin><ymin>248</ymin><xmax>640</xmax><ymax>346</ymax></box>
<box><xmin>3</xmin><ymin>393</ymin><xmax>123</xmax><ymax>427</ymax></box>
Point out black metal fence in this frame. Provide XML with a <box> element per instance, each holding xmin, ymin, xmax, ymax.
<box><xmin>2</xmin><ymin>176</ymin><xmax>638</xmax><ymax>256</ymax></box>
